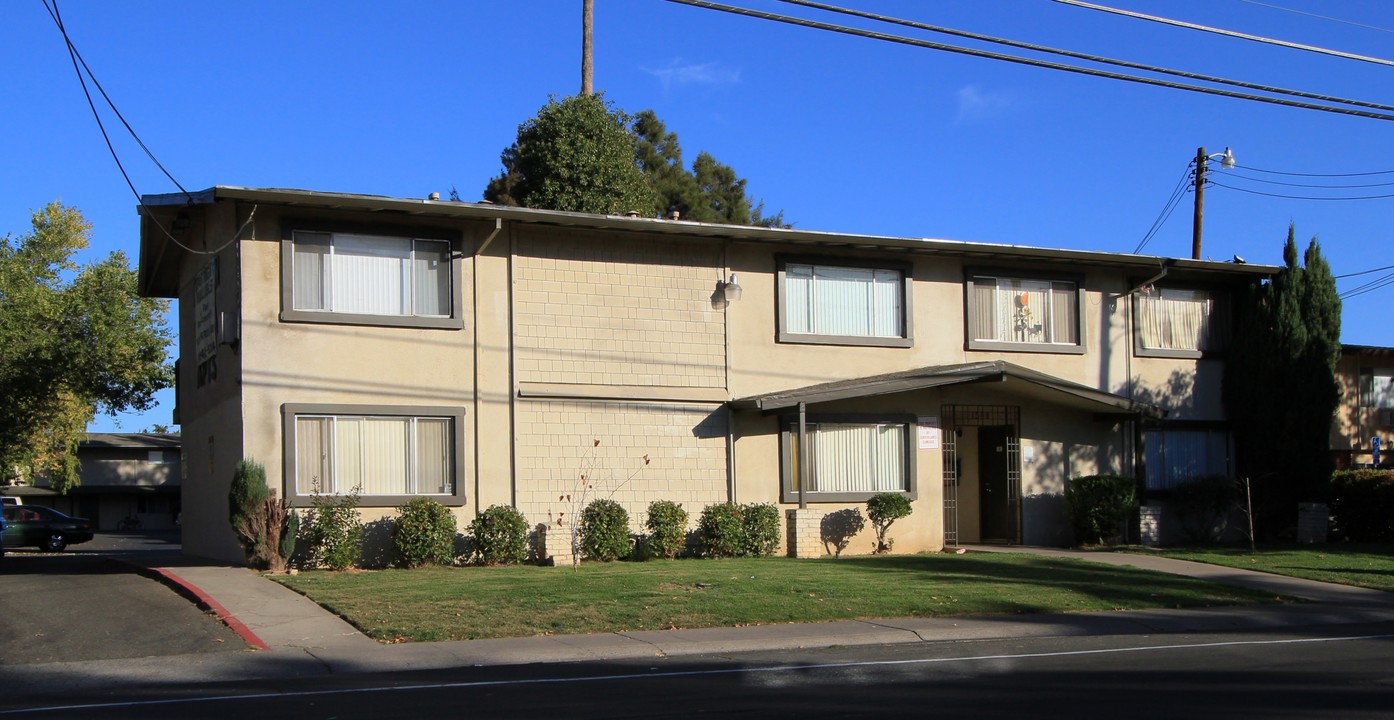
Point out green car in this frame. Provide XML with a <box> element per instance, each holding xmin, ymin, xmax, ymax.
<box><xmin>0</xmin><ymin>506</ymin><xmax>94</xmax><ymax>552</ymax></box>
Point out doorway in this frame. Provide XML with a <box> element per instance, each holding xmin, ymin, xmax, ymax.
<box><xmin>978</xmin><ymin>425</ymin><xmax>1013</xmax><ymax>541</ymax></box>
<box><xmin>942</xmin><ymin>405</ymin><xmax>1021</xmax><ymax>546</ymax></box>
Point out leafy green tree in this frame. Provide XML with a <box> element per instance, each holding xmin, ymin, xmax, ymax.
<box><xmin>1225</xmin><ymin>226</ymin><xmax>1341</xmax><ymax>538</ymax></box>
<box><xmin>485</xmin><ymin>99</ymin><xmax>786</xmax><ymax>226</ymax></box>
<box><xmin>484</xmin><ymin>93</ymin><xmax>653</xmax><ymax>215</ymax></box>
<box><xmin>0</xmin><ymin>203</ymin><xmax>172</xmax><ymax>491</ymax></box>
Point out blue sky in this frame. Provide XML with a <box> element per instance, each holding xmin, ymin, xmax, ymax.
<box><xmin>1</xmin><ymin>0</ymin><xmax>1390</xmax><ymax>432</ymax></box>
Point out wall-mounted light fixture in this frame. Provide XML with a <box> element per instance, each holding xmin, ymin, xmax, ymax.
<box><xmin>722</xmin><ymin>274</ymin><xmax>743</xmax><ymax>302</ymax></box>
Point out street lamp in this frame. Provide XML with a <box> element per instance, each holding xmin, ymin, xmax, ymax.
<box><xmin>1192</xmin><ymin>146</ymin><xmax>1236</xmax><ymax>260</ymax></box>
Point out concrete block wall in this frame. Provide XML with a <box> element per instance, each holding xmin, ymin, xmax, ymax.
<box><xmin>513</xmin><ymin>400</ymin><xmax>730</xmax><ymax>546</ymax></box>
<box><xmin>786</xmin><ymin>508</ymin><xmax>825</xmax><ymax>558</ymax></box>
<box><xmin>513</xmin><ymin>231</ymin><xmax>726</xmax><ymax>389</ymax></box>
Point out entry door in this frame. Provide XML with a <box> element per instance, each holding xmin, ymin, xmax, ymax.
<box><xmin>978</xmin><ymin>425</ymin><xmax>1013</xmax><ymax>541</ymax></box>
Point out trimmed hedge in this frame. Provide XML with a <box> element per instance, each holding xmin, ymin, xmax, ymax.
<box><xmin>393</xmin><ymin>497</ymin><xmax>458</xmax><ymax>567</ymax></box>
<box><xmin>578</xmin><ymin>498</ymin><xmax>631</xmax><ymax>561</ymax></box>
<box><xmin>469</xmin><ymin>505</ymin><xmax>530</xmax><ymax>565</ymax></box>
<box><xmin>1064</xmin><ymin>474</ymin><xmax>1137</xmax><ymax>546</ymax></box>
<box><xmin>644</xmin><ymin>500</ymin><xmax>689</xmax><ymax>559</ymax></box>
<box><xmin>697</xmin><ymin>502</ymin><xmax>780</xmax><ymax>558</ymax></box>
<box><xmin>1330</xmin><ymin>470</ymin><xmax>1394</xmax><ymax>542</ymax></box>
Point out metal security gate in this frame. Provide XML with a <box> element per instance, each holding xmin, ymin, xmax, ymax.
<box><xmin>942</xmin><ymin>405</ymin><xmax>1022</xmax><ymax>546</ymax></box>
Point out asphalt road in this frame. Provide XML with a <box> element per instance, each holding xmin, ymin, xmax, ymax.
<box><xmin>6</xmin><ymin>624</ymin><xmax>1393</xmax><ymax>719</ymax></box>
<box><xmin>0</xmin><ymin>536</ymin><xmax>248</xmax><ymax>665</ymax></box>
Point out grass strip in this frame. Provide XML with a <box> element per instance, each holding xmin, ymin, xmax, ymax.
<box><xmin>274</xmin><ymin>552</ymin><xmax>1285</xmax><ymax>643</ymax></box>
<box><xmin>1158</xmin><ymin>544</ymin><xmax>1394</xmax><ymax>593</ymax></box>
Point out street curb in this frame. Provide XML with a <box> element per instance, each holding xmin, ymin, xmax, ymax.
<box><xmin>105</xmin><ymin>558</ymin><xmax>270</xmax><ymax>651</ymax></box>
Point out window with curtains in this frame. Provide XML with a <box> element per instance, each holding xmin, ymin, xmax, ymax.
<box><xmin>283</xmin><ymin>230</ymin><xmax>459</xmax><ymax>328</ymax></box>
<box><xmin>778</xmin><ymin>259</ymin><xmax>911</xmax><ymax>347</ymax></box>
<box><xmin>290</xmin><ymin>413</ymin><xmax>455</xmax><ymax>500</ymax></box>
<box><xmin>1144</xmin><ymin>428</ymin><xmax>1231</xmax><ymax>490</ymax></box>
<box><xmin>1134</xmin><ymin>287</ymin><xmax>1228</xmax><ymax>358</ymax></box>
<box><xmin>781</xmin><ymin>418</ymin><xmax>916</xmax><ymax>502</ymax></box>
<box><xmin>968</xmin><ymin>274</ymin><xmax>1080</xmax><ymax>351</ymax></box>
<box><xmin>1359</xmin><ymin>368</ymin><xmax>1394</xmax><ymax>408</ymax></box>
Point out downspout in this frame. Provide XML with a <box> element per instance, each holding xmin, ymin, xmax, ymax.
<box><xmin>798</xmin><ymin>401</ymin><xmax>808</xmax><ymax>510</ymax></box>
<box><xmin>726</xmin><ymin>413</ymin><xmax>737</xmax><ymax>505</ymax></box>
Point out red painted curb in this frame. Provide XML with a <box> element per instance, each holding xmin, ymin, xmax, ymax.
<box><xmin>107</xmin><ymin>559</ymin><xmax>271</xmax><ymax>651</ymax></box>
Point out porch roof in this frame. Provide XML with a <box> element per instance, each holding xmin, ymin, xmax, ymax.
<box><xmin>729</xmin><ymin>360</ymin><xmax>1164</xmax><ymax>419</ymax></box>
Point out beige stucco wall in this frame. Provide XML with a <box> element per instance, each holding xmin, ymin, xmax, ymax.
<box><xmin>1332</xmin><ymin>351</ymin><xmax>1393</xmax><ymax>465</ymax></box>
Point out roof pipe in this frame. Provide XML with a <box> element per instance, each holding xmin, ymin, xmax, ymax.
<box><xmin>1126</xmin><ymin>260</ymin><xmax>1169</xmax><ymax>296</ymax></box>
<box><xmin>475</xmin><ymin>217</ymin><xmax>503</xmax><ymax>256</ymax></box>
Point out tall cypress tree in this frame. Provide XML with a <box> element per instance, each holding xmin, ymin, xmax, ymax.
<box><xmin>1226</xmin><ymin>226</ymin><xmax>1341</xmax><ymax>538</ymax></box>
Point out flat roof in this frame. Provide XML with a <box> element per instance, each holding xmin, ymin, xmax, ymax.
<box><xmin>138</xmin><ymin>186</ymin><xmax>1279</xmax><ymax>298</ymax></box>
<box><xmin>81</xmin><ymin>433</ymin><xmax>181</xmax><ymax>450</ymax></box>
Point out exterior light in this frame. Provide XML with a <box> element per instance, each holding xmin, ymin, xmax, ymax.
<box><xmin>723</xmin><ymin>274</ymin><xmax>743</xmax><ymax>302</ymax></box>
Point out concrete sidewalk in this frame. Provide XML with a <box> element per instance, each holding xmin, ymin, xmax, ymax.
<box><xmin>14</xmin><ymin>545</ymin><xmax>1390</xmax><ymax>695</ymax></box>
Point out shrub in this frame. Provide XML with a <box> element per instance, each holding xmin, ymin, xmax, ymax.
<box><xmin>644</xmin><ymin>500</ymin><xmax>689</xmax><ymax>559</ymax></box>
<box><xmin>1064</xmin><ymin>474</ymin><xmax>1137</xmax><ymax>546</ymax></box>
<box><xmin>469</xmin><ymin>504</ymin><xmax>530</xmax><ymax>565</ymax></box>
<box><xmin>1170</xmin><ymin>475</ymin><xmax>1238</xmax><ymax>544</ymax></box>
<box><xmin>741</xmin><ymin>503</ymin><xmax>781</xmax><ymax>557</ymax></box>
<box><xmin>697</xmin><ymin>503</ymin><xmax>745</xmax><ymax>558</ymax></box>
<box><xmin>299</xmin><ymin>486</ymin><xmax>363</xmax><ymax>571</ymax></box>
<box><xmin>227</xmin><ymin>459</ymin><xmax>294</xmax><ymax>571</ymax></box>
<box><xmin>866</xmin><ymin>493</ymin><xmax>913</xmax><ymax>554</ymax></box>
<box><xmin>1329</xmin><ymin>470</ymin><xmax>1394</xmax><ymax>542</ymax></box>
<box><xmin>393</xmin><ymin>497</ymin><xmax>458</xmax><ymax>568</ymax></box>
<box><xmin>578</xmin><ymin>498</ymin><xmax>631</xmax><ymax>561</ymax></box>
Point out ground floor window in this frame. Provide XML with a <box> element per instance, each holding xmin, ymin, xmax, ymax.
<box><xmin>283</xmin><ymin>404</ymin><xmax>465</xmax><ymax>506</ymax></box>
<box><xmin>1144</xmin><ymin>428</ymin><xmax>1230</xmax><ymax>490</ymax></box>
<box><xmin>782</xmin><ymin>416</ymin><xmax>916</xmax><ymax>502</ymax></box>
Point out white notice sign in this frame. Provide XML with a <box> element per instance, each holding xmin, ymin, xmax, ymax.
<box><xmin>917</xmin><ymin>416</ymin><xmax>940</xmax><ymax>450</ymax></box>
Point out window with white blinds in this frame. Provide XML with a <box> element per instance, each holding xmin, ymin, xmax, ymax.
<box><xmin>784</xmin><ymin>419</ymin><xmax>914</xmax><ymax>500</ymax></box>
<box><xmin>970</xmin><ymin>275</ymin><xmax>1078</xmax><ymax>346</ymax></box>
<box><xmin>292</xmin><ymin>232</ymin><xmax>451</xmax><ymax>318</ymax></box>
<box><xmin>294</xmin><ymin>415</ymin><xmax>453</xmax><ymax>496</ymax></box>
<box><xmin>781</xmin><ymin>262</ymin><xmax>907</xmax><ymax>342</ymax></box>
<box><xmin>1135</xmin><ymin>288</ymin><xmax>1227</xmax><ymax>354</ymax></box>
<box><xmin>1144</xmin><ymin>428</ymin><xmax>1230</xmax><ymax>490</ymax></box>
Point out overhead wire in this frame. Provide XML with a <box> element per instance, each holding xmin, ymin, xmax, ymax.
<box><xmin>664</xmin><ymin>0</ymin><xmax>1394</xmax><ymax>122</ymax></box>
<box><xmin>44</xmin><ymin>0</ymin><xmax>244</xmax><ymax>256</ymax></box>
<box><xmin>776</xmin><ymin>0</ymin><xmax>1394</xmax><ymax>114</ymax></box>
<box><xmin>1208</xmin><ymin>179</ymin><xmax>1394</xmax><ymax>201</ymax></box>
<box><xmin>1213</xmin><ymin>168</ymin><xmax>1394</xmax><ymax>190</ymax></box>
<box><xmin>1336</xmin><ymin>264</ymin><xmax>1394</xmax><ymax>280</ymax></box>
<box><xmin>1229</xmin><ymin>164</ymin><xmax>1394</xmax><ymax>178</ymax></box>
<box><xmin>1340</xmin><ymin>271</ymin><xmax>1394</xmax><ymax>299</ymax></box>
<box><xmin>1133</xmin><ymin>161</ymin><xmax>1195</xmax><ymax>254</ymax></box>
<box><xmin>1055</xmin><ymin>0</ymin><xmax>1394</xmax><ymax>68</ymax></box>
<box><xmin>1238</xmin><ymin>0</ymin><xmax>1394</xmax><ymax>35</ymax></box>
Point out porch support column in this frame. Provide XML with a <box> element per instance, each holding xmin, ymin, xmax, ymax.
<box><xmin>797</xmin><ymin>401</ymin><xmax>808</xmax><ymax>510</ymax></box>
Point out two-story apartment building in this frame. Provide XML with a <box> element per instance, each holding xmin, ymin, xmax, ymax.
<box><xmin>1331</xmin><ymin>345</ymin><xmax>1394</xmax><ymax>469</ymax></box>
<box><xmin>137</xmin><ymin>187</ymin><xmax>1275</xmax><ymax>563</ymax></box>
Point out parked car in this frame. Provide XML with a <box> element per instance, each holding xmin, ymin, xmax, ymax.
<box><xmin>0</xmin><ymin>506</ymin><xmax>94</xmax><ymax>552</ymax></box>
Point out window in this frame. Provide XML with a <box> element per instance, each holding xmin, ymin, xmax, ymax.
<box><xmin>283</xmin><ymin>404</ymin><xmax>465</xmax><ymax>506</ymax></box>
<box><xmin>282</xmin><ymin>229</ymin><xmax>461</xmax><ymax>329</ymax></box>
<box><xmin>778</xmin><ymin>259</ymin><xmax>911</xmax><ymax>347</ymax></box>
<box><xmin>1135</xmin><ymin>287</ymin><xmax>1228</xmax><ymax>357</ymax></box>
<box><xmin>781</xmin><ymin>417</ymin><xmax>916</xmax><ymax>502</ymax></box>
<box><xmin>1360</xmin><ymin>368</ymin><xmax>1394</xmax><ymax>408</ymax></box>
<box><xmin>968</xmin><ymin>274</ymin><xmax>1081</xmax><ymax>352</ymax></box>
<box><xmin>1144</xmin><ymin>428</ymin><xmax>1230</xmax><ymax>490</ymax></box>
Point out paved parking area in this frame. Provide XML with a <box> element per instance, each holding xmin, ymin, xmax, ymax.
<box><xmin>0</xmin><ymin>535</ymin><xmax>250</xmax><ymax>664</ymax></box>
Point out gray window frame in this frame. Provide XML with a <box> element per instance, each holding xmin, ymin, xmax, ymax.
<box><xmin>280</xmin><ymin>222</ymin><xmax>464</xmax><ymax>330</ymax></box>
<box><xmin>964</xmin><ymin>267</ymin><xmax>1086</xmax><ymax>355</ymax></box>
<box><xmin>775</xmin><ymin>255</ymin><xmax>914</xmax><ymax>348</ymax></box>
<box><xmin>778</xmin><ymin>412</ymin><xmax>918</xmax><ymax>503</ymax></box>
<box><xmin>282</xmin><ymin>403</ymin><xmax>467</xmax><ymax>508</ymax></box>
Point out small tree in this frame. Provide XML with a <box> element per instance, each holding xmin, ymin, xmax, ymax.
<box><xmin>393</xmin><ymin>497</ymin><xmax>458</xmax><ymax>568</ymax></box>
<box><xmin>227</xmin><ymin>459</ymin><xmax>295</xmax><ymax>572</ymax></box>
<box><xmin>866</xmin><ymin>493</ymin><xmax>913</xmax><ymax>554</ymax></box>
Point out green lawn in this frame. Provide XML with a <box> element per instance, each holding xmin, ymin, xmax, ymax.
<box><xmin>1158</xmin><ymin>544</ymin><xmax>1394</xmax><ymax>593</ymax></box>
<box><xmin>273</xmin><ymin>552</ymin><xmax>1285</xmax><ymax>643</ymax></box>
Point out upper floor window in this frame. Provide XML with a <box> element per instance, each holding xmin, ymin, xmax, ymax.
<box><xmin>1135</xmin><ymin>287</ymin><xmax>1228</xmax><ymax>358</ymax></box>
<box><xmin>968</xmin><ymin>274</ymin><xmax>1081</xmax><ymax>352</ymax></box>
<box><xmin>1360</xmin><ymin>368</ymin><xmax>1394</xmax><ymax>408</ymax></box>
<box><xmin>778</xmin><ymin>258</ymin><xmax>912</xmax><ymax>347</ymax></box>
<box><xmin>282</xmin><ymin>229</ymin><xmax>462</xmax><ymax>329</ymax></box>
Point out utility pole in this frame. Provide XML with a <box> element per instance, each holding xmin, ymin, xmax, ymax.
<box><xmin>581</xmin><ymin>0</ymin><xmax>594</xmax><ymax>95</ymax></box>
<box><xmin>1191</xmin><ymin>146</ymin><xmax>1207</xmax><ymax>261</ymax></box>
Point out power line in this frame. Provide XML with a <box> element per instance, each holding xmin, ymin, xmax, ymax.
<box><xmin>1056</xmin><ymin>0</ymin><xmax>1394</xmax><ymax>68</ymax></box>
<box><xmin>664</xmin><ymin>0</ymin><xmax>1394</xmax><ymax>122</ymax></box>
<box><xmin>1214</xmin><ymin>168</ymin><xmax>1394</xmax><ymax>190</ymax></box>
<box><xmin>1208</xmin><ymin>179</ymin><xmax>1394</xmax><ymax>201</ymax></box>
<box><xmin>1340</xmin><ymin>271</ymin><xmax>1394</xmax><ymax>300</ymax></box>
<box><xmin>1134</xmin><ymin>161</ymin><xmax>1195</xmax><ymax>254</ymax></box>
<box><xmin>1336</xmin><ymin>264</ymin><xmax>1394</xmax><ymax>280</ymax></box>
<box><xmin>777</xmin><ymin>0</ymin><xmax>1394</xmax><ymax>114</ymax></box>
<box><xmin>1237</xmin><ymin>0</ymin><xmax>1394</xmax><ymax>36</ymax></box>
<box><xmin>1232</xmin><ymin>164</ymin><xmax>1394</xmax><ymax>178</ymax></box>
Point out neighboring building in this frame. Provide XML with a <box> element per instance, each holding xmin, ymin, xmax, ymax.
<box><xmin>136</xmin><ymin>186</ymin><xmax>1275</xmax><ymax>563</ymax></box>
<box><xmin>1331</xmin><ymin>345</ymin><xmax>1394</xmax><ymax>470</ymax></box>
<box><xmin>3</xmin><ymin>433</ymin><xmax>182</xmax><ymax>530</ymax></box>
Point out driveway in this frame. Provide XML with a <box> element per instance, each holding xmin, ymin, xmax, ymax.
<box><xmin>0</xmin><ymin>533</ymin><xmax>250</xmax><ymax>665</ymax></box>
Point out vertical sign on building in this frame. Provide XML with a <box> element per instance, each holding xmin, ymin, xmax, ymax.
<box><xmin>917</xmin><ymin>416</ymin><xmax>940</xmax><ymax>450</ymax></box>
<box><xmin>194</xmin><ymin>257</ymin><xmax>218</xmax><ymax>385</ymax></box>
